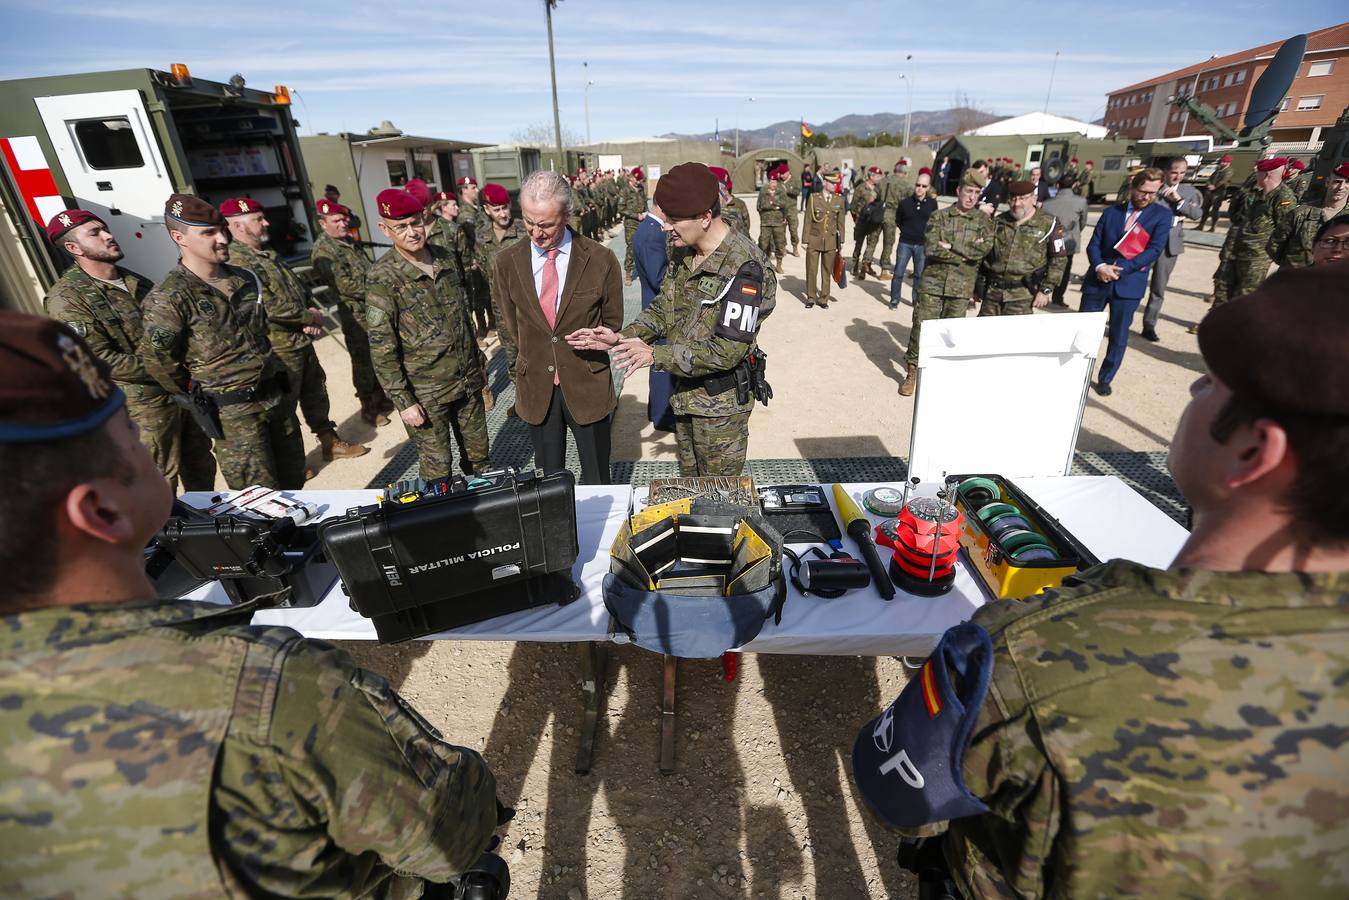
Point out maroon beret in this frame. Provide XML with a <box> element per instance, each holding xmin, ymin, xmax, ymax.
<box><xmin>1255</xmin><ymin>157</ymin><xmax>1288</xmax><ymax>172</ymax></box>
<box><xmin>45</xmin><ymin>209</ymin><xmax>104</xmax><ymax>244</ymax></box>
<box><xmin>219</xmin><ymin>197</ymin><xmax>264</xmax><ymax>217</ymax></box>
<box><xmin>1070</xmin><ymin>157</ymin><xmax>1079</xmax><ymax>163</ymax></box>
<box><xmin>1220</xmin><ymin>154</ymin><xmax>1233</xmax><ymax>164</ymax></box>
<box><xmin>315</xmin><ymin>198</ymin><xmax>348</xmax><ymax>217</ymax></box>
<box><xmin>481</xmin><ymin>183</ymin><xmax>510</xmax><ymax>207</ymax></box>
<box><xmin>166</xmin><ymin>193</ymin><xmax>225</xmax><ymax>228</ymax></box>
<box><xmin>1286</xmin><ymin>159</ymin><xmax>1305</xmax><ymax>171</ymax></box>
<box><xmin>375</xmin><ymin>188</ymin><xmax>423</xmax><ymax>220</ymax></box>
<box><xmin>918</xmin><ymin>166</ymin><xmax>933</xmax><ymax>177</ymax></box>
<box><xmin>1198</xmin><ymin>266</ymin><xmax>1349</xmax><ymax>417</ymax></box>
<box><xmin>432</xmin><ymin>190</ymin><xmax>454</xmax><ymax>203</ymax></box>
<box><xmin>631</xmin><ymin>166</ymin><xmax>644</xmax><ymax>181</ymax></box>
<box><xmin>867</xmin><ymin>166</ymin><xmax>882</xmax><ymax>176</ymax></box>
<box><xmin>404</xmin><ymin>178</ymin><xmax>431</xmax><ymax>208</ymax></box>
<box><xmin>708</xmin><ymin>165</ymin><xmax>733</xmax><ymax>192</ymax></box>
<box><xmin>1007</xmin><ymin>180</ymin><xmax>1036</xmax><ymax>197</ymax></box>
<box><xmin>768</xmin><ymin>163</ymin><xmax>789</xmax><ymax>180</ymax></box>
<box><xmin>653</xmin><ymin>162</ymin><xmax>718</xmax><ymax>218</ymax></box>
<box><xmin>0</xmin><ymin>310</ymin><xmax>124</xmax><ymax>442</ymax></box>
<box><xmin>1335</xmin><ymin>163</ymin><xmax>1349</xmax><ymax>180</ymax></box>
<box><xmin>457</xmin><ymin>176</ymin><xmax>478</xmax><ymax>187</ymax></box>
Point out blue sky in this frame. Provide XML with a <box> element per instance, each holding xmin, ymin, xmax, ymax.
<box><xmin>1</xmin><ymin>1</ymin><xmax>1343</xmax><ymax>143</ymax></box>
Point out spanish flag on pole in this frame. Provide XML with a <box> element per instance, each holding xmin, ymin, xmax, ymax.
<box><xmin>800</xmin><ymin>121</ymin><xmax>814</xmax><ymax>139</ymax></box>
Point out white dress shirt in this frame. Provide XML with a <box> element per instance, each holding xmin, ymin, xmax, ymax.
<box><xmin>530</xmin><ymin>228</ymin><xmax>573</xmax><ymax>314</ymax></box>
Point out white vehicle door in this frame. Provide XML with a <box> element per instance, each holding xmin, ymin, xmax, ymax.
<box><xmin>35</xmin><ymin>90</ymin><xmax>179</xmax><ymax>279</ymax></box>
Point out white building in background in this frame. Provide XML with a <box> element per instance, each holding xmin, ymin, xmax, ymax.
<box><xmin>966</xmin><ymin>112</ymin><xmax>1108</xmax><ymax>138</ymax></box>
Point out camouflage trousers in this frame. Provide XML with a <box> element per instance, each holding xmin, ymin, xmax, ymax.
<box><xmin>673</xmin><ymin>411</ymin><xmax>752</xmax><ymax>477</ymax></box>
<box><xmin>758</xmin><ymin>224</ymin><xmax>787</xmax><ymax>261</ymax></box>
<box><xmin>467</xmin><ymin>269</ymin><xmax>492</xmax><ymax>317</ymax></box>
<box><xmin>907</xmin><ymin>292</ymin><xmax>969</xmax><ymax>366</ymax></box>
<box><xmin>1212</xmin><ymin>251</ymin><xmax>1271</xmax><ymax>307</ymax></box>
<box><xmin>858</xmin><ymin>230</ymin><xmax>881</xmax><ymax>269</ymax></box>
<box><xmin>126</xmin><ymin>390</ymin><xmax>217</xmax><ymax>493</ymax></box>
<box><xmin>978</xmin><ymin>291</ymin><xmax>1034</xmax><ymax>317</ymax></box>
<box><xmin>408</xmin><ymin>391</ymin><xmax>490</xmax><ymax>480</ymax></box>
<box><xmin>215</xmin><ymin>401</ymin><xmax>306</xmax><ymax>490</ymax></box>
<box><xmin>783</xmin><ymin>206</ymin><xmax>799</xmax><ymax>248</ymax></box>
<box><xmin>878</xmin><ymin>215</ymin><xmax>898</xmax><ymax>271</ymax></box>
<box><xmin>623</xmin><ymin>219</ymin><xmax>641</xmax><ymax>278</ymax></box>
<box><xmin>335</xmin><ymin>301</ymin><xmax>387</xmax><ymax>408</ymax></box>
<box><xmin>273</xmin><ymin>345</ymin><xmax>336</xmax><ymax>437</ymax></box>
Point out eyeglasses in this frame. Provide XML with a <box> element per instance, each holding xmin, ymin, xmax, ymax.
<box><xmin>386</xmin><ymin>221</ymin><xmax>424</xmax><ymax>236</ymax></box>
<box><xmin>1315</xmin><ymin>237</ymin><xmax>1349</xmax><ymax>250</ymax></box>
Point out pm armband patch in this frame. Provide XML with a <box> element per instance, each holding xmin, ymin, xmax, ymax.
<box><xmin>713</xmin><ymin>260</ymin><xmax>765</xmax><ymax>344</ymax></box>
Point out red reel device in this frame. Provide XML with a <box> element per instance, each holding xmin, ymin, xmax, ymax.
<box><xmin>886</xmin><ymin>497</ymin><xmax>964</xmax><ymax>596</ymax></box>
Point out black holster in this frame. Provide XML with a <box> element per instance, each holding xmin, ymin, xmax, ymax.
<box><xmin>173</xmin><ymin>384</ymin><xmax>225</xmax><ymax>440</ymax></box>
<box><xmin>897</xmin><ymin>837</ymin><xmax>961</xmax><ymax>900</ymax></box>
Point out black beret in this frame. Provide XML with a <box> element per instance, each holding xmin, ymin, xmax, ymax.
<box><xmin>1198</xmin><ymin>266</ymin><xmax>1349</xmax><ymax>416</ymax></box>
<box><xmin>654</xmin><ymin>163</ymin><xmax>719</xmax><ymax>218</ymax></box>
<box><xmin>0</xmin><ymin>311</ymin><xmax>124</xmax><ymax>442</ymax></box>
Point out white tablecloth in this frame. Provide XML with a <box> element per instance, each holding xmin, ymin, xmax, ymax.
<box><xmin>180</xmin><ymin>476</ymin><xmax>1188</xmax><ymax>655</ymax></box>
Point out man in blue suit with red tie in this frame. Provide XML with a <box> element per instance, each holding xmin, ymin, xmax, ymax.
<box><xmin>1080</xmin><ymin>167</ymin><xmax>1172</xmax><ymax>396</ymax></box>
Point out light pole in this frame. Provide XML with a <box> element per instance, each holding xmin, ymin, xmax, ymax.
<box><xmin>900</xmin><ymin>56</ymin><xmax>914</xmax><ymax>148</ymax></box>
<box><xmin>735</xmin><ymin>96</ymin><xmax>755</xmax><ymax>158</ymax></box>
<box><xmin>584</xmin><ymin>63</ymin><xmax>594</xmax><ymax>145</ymax></box>
<box><xmin>544</xmin><ymin>0</ymin><xmax>565</xmax><ymax>167</ymax></box>
<box><xmin>1044</xmin><ymin>49</ymin><xmax>1060</xmax><ymax>113</ymax></box>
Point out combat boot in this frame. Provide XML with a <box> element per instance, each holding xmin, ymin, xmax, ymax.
<box><xmin>360</xmin><ymin>400</ymin><xmax>391</xmax><ymax>427</ymax></box>
<box><xmin>319</xmin><ymin>430</ymin><xmax>370</xmax><ymax>461</ymax></box>
<box><xmin>775</xmin><ymin>258</ymin><xmax>784</xmax><ymax>274</ymax></box>
<box><xmin>482</xmin><ymin>384</ymin><xmax>495</xmax><ymax>412</ymax></box>
<box><xmin>898</xmin><ymin>369</ymin><xmax>917</xmax><ymax>396</ymax></box>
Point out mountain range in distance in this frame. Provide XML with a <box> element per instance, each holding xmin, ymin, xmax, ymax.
<box><xmin>661</xmin><ymin>108</ymin><xmax>1006</xmax><ymax>146</ymax></box>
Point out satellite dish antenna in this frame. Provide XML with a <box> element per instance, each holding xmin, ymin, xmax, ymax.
<box><xmin>1241</xmin><ymin>34</ymin><xmax>1307</xmax><ymax>138</ymax></box>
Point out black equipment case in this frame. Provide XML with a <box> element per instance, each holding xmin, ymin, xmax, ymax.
<box><xmin>149</xmin><ymin>500</ymin><xmax>336</xmax><ymax>608</ymax></box>
<box><xmin>320</xmin><ymin>468</ymin><xmax>581</xmax><ymax>642</ymax></box>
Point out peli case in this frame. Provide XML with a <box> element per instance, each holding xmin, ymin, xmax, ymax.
<box><xmin>320</xmin><ymin>468</ymin><xmax>581</xmax><ymax>642</ymax></box>
<box><xmin>150</xmin><ymin>500</ymin><xmax>336</xmax><ymax>608</ymax></box>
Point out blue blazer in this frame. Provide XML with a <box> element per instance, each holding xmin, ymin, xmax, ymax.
<box><xmin>632</xmin><ymin>215</ymin><xmax>669</xmax><ymax>309</ymax></box>
<box><xmin>1083</xmin><ymin>200</ymin><xmax>1171</xmax><ymax>302</ymax></box>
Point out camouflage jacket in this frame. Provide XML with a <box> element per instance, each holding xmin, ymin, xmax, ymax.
<box><xmin>722</xmin><ymin>196</ymin><xmax>751</xmax><ymax>237</ymax></box>
<box><xmin>1269</xmin><ymin>202</ymin><xmax>1345</xmax><ymax>269</ymax></box>
<box><xmin>310</xmin><ymin>232</ymin><xmax>370</xmax><ymax>310</ymax></box>
<box><xmin>849</xmin><ymin>181</ymin><xmax>878</xmax><ymax>217</ymax></box>
<box><xmin>903</xmin><ymin>559</ymin><xmax>1349</xmax><ymax>900</ymax></box>
<box><xmin>366</xmin><ymin>245</ymin><xmax>483</xmax><ymax>410</ymax></box>
<box><xmin>473</xmin><ymin>217</ymin><xmax>528</xmax><ymax>297</ymax></box>
<box><xmin>1208</xmin><ymin>164</ymin><xmax>1233</xmax><ymax>193</ymax></box>
<box><xmin>427</xmin><ymin>217</ymin><xmax>470</xmax><ymax>273</ymax></box>
<box><xmin>0</xmin><ymin>599</ymin><xmax>498</xmax><ymax>899</ymax></box>
<box><xmin>757</xmin><ymin>183</ymin><xmax>786</xmax><ymax>225</ymax></box>
<box><xmin>920</xmin><ymin>205</ymin><xmax>995</xmax><ymax>298</ymax></box>
<box><xmin>1287</xmin><ymin>171</ymin><xmax>1311</xmax><ymax>201</ymax></box>
<box><xmin>456</xmin><ymin>202</ymin><xmax>481</xmax><ymax>241</ymax></box>
<box><xmin>983</xmin><ymin>208</ymin><xmax>1068</xmax><ymax>300</ymax></box>
<box><xmin>140</xmin><ymin>263</ymin><xmax>279</xmax><ymax>419</ymax></box>
<box><xmin>878</xmin><ymin>173</ymin><xmax>914</xmax><ymax>210</ymax></box>
<box><xmin>1229</xmin><ymin>183</ymin><xmax>1297</xmax><ymax>256</ymax></box>
<box><xmin>227</xmin><ymin>241</ymin><xmax>315</xmax><ymax>352</ymax></box>
<box><xmin>43</xmin><ymin>264</ymin><xmax>164</xmax><ymax>399</ymax></box>
<box><xmin>618</xmin><ymin>181</ymin><xmax>648</xmax><ymax>221</ymax></box>
<box><xmin>622</xmin><ymin>227</ymin><xmax>776</xmax><ymax>417</ymax></box>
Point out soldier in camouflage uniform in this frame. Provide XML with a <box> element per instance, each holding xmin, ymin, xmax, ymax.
<box><xmin>222</xmin><ymin>198</ymin><xmax>367</xmax><ymax>465</ymax></box>
<box><xmin>1075</xmin><ymin>159</ymin><xmax>1094</xmax><ymax>199</ymax></box>
<box><xmin>476</xmin><ymin>183</ymin><xmax>529</xmax><ymax>386</ymax></box>
<box><xmin>430</xmin><ymin>190</ymin><xmax>497</xmax><ymax>414</ymax></box>
<box><xmin>876</xmin><ymin>159</ymin><xmax>915</xmax><ymax>276</ymax></box>
<box><xmin>757</xmin><ymin>164</ymin><xmax>789</xmax><ymax>273</ymax></box>
<box><xmin>780</xmin><ymin>169</ymin><xmax>801</xmax><ymax>255</ymax></box>
<box><xmin>712</xmin><ymin>166</ymin><xmax>751</xmax><ymax>237</ymax></box>
<box><xmin>979</xmin><ymin>181</ymin><xmax>1068</xmax><ymax>317</ymax></box>
<box><xmin>0</xmin><ymin>310</ymin><xmax>504</xmax><ymax>898</ymax></box>
<box><xmin>1283</xmin><ymin>159</ymin><xmax>1310</xmax><ymax>201</ymax></box>
<box><xmin>1200</xmin><ymin>154</ymin><xmax>1235</xmax><ymax>230</ymax></box>
<box><xmin>619</xmin><ymin>167</ymin><xmax>649</xmax><ymax>284</ymax></box>
<box><xmin>850</xmin><ymin>167</ymin><xmax>883</xmax><ymax>279</ymax></box>
<box><xmin>569</xmin><ymin>163</ymin><xmax>775</xmax><ymax>476</ymax></box>
<box><xmin>900</xmin><ymin>173</ymin><xmax>994</xmax><ymax>396</ymax></box>
<box><xmin>367</xmin><ymin>189</ymin><xmax>489</xmax><ymax>480</ymax></box>
<box><xmin>854</xmin><ymin>264</ymin><xmax>1349</xmax><ymax>900</ymax></box>
<box><xmin>1208</xmin><ymin>158</ymin><xmax>1297</xmax><ymax>311</ymax></box>
<box><xmin>140</xmin><ymin>195</ymin><xmax>306</xmax><ymax>490</ymax></box>
<box><xmin>42</xmin><ymin>209</ymin><xmax>216</xmax><ymax>492</ymax></box>
<box><xmin>310</xmin><ymin>197</ymin><xmax>392</xmax><ymax>426</ymax></box>
<box><xmin>455</xmin><ymin>176</ymin><xmax>495</xmax><ymax>337</ymax></box>
<box><xmin>1268</xmin><ymin>164</ymin><xmax>1348</xmax><ymax>269</ymax></box>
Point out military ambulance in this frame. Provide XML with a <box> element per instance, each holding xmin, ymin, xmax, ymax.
<box><xmin>0</xmin><ymin>65</ymin><xmax>315</xmax><ymax>312</ymax></box>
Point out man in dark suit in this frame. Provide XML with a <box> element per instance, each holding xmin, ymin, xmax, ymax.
<box><xmin>1140</xmin><ymin>158</ymin><xmax>1204</xmax><ymax>343</ymax></box>
<box><xmin>1039</xmin><ymin>174</ymin><xmax>1089</xmax><ymax>307</ymax></box>
<box><xmin>632</xmin><ymin>203</ymin><xmax>675</xmax><ymax>432</ymax></box>
<box><xmin>1081</xmin><ymin>167</ymin><xmax>1172</xmax><ymax>397</ymax></box>
<box><xmin>494</xmin><ymin>170</ymin><xmax>624</xmax><ymax>483</ymax></box>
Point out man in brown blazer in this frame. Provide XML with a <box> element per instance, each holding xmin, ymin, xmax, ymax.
<box><xmin>494</xmin><ymin>170</ymin><xmax>625</xmax><ymax>483</ymax></box>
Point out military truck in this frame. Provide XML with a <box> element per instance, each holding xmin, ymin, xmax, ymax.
<box><xmin>932</xmin><ymin>134</ymin><xmax>1134</xmax><ymax>202</ymax></box>
<box><xmin>0</xmin><ymin>65</ymin><xmax>314</xmax><ymax>312</ymax></box>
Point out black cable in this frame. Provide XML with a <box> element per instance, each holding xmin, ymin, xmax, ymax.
<box><xmin>779</xmin><ymin>529</ymin><xmax>850</xmax><ymax>598</ymax></box>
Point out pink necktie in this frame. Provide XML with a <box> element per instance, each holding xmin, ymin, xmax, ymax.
<box><xmin>540</xmin><ymin>247</ymin><xmax>560</xmax><ymax>384</ymax></box>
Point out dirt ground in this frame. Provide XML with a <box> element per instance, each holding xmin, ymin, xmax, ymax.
<box><xmin>274</xmin><ymin>196</ymin><xmax>1220</xmax><ymax>899</ymax></box>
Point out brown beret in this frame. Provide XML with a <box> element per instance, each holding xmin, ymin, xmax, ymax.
<box><xmin>1007</xmin><ymin>180</ymin><xmax>1035</xmax><ymax>197</ymax></box>
<box><xmin>165</xmin><ymin>193</ymin><xmax>225</xmax><ymax>228</ymax></box>
<box><xmin>1198</xmin><ymin>266</ymin><xmax>1349</xmax><ymax>417</ymax></box>
<box><xmin>653</xmin><ymin>162</ymin><xmax>718</xmax><ymax>218</ymax></box>
<box><xmin>0</xmin><ymin>310</ymin><xmax>124</xmax><ymax>442</ymax></box>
